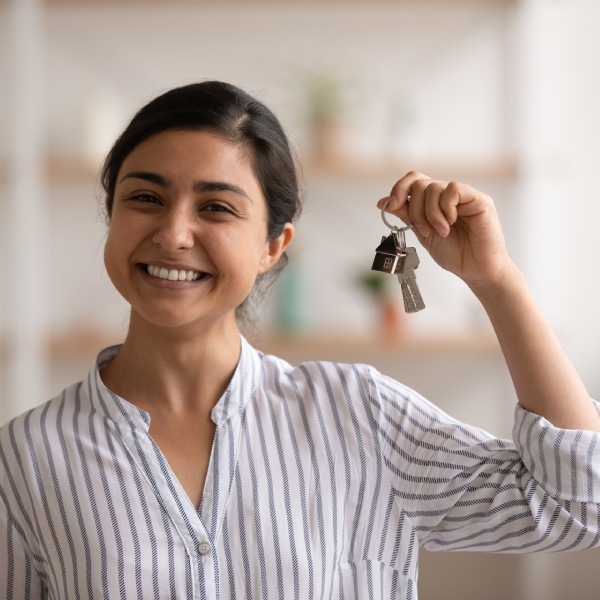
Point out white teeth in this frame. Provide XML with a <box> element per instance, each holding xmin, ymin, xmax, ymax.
<box><xmin>146</xmin><ymin>265</ymin><xmax>202</xmax><ymax>281</ymax></box>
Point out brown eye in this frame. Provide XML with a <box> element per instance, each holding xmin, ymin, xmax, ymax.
<box><xmin>130</xmin><ymin>193</ymin><xmax>161</xmax><ymax>205</ymax></box>
<box><xmin>204</xmin><ymin>203</ymin><xmax>234</xmax><ymax>215</ymax></box>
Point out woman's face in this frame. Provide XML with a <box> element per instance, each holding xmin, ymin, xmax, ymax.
<box><xmin>104</xmin><ymin>129</ymin><xmax>293</xmax><ymax>334</ymax></box>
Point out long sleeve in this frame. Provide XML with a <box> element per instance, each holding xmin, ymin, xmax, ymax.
<box><xmin>513</xmin><ymin>404</ymin><xmax>600</xmax><ymax>503</ymax></box>
<box><xmin>0</xmin><ymin>493</ymin><xmax>45</xmax><ymax>599</ymax></box>
<box><xmin>370</xmin><ymin>367</ymin><xmax>600</xmax><ymax>554</ymax></box>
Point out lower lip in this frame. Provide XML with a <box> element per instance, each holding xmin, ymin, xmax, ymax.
<box><xmin>137</xmin><ymin>265</ymin><xmax>210</xmax><ymax>290</ymax></box>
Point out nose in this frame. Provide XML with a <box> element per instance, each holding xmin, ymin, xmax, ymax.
<box><xmin>152</xmin><ymin>206</ymin><xmax>195</xmax><ymax>251</ymax></box>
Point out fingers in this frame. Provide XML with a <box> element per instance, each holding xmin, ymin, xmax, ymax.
<box><xmin>382</xmin><ymin>172</ymin><xmax>479</xmax><ymax>238</ymax></box>
<box><xmin>425</xmin><ymin>181</ymin><xmax>461</xmax><ymax>237</ymax></box>
<box><xmin>377</xmin><ymin>170</ymin><xmax>429</xmax><ymax>228</ymax></box>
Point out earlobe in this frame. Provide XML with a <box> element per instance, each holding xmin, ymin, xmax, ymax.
<box><xmin>258</xmin><ymin>223</ymin><xmax>295</xmax><ymax>274</ymax></box>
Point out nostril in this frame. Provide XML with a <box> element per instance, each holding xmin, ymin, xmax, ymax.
<box><xmin>152</xmin><ymin>225</ymin><xmax>195</xmax><ymax>250</ymax></box>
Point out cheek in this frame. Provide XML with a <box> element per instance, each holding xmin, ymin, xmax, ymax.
<box><xmin>103</xmin><ymin>225</ymin><xmax>129</xmax><ymax>281</ymax></box>
<box><xmin>103</xmin><ymin>232</ymin><xmax>119</xmax><ymax>285</ymax></box>
<box><xmin>216</xmin><ymin>224</ymin><xmax>268</xmax><ymax>260</ymax></box>
<box><xmin>245</xmin><ymin>238</ymin><xmax>271</xmax><ymax>273</ymax></box>
<box><xmin>104</xmin><ymin>212</ymin><xmax>142</xmax><ymax>258</ymax></box>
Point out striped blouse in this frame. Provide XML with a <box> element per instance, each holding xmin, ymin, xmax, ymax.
<box><xmin>1</xmin><ymin>336</ymin><xmax>599</xmax><ymax>599</ymax></box>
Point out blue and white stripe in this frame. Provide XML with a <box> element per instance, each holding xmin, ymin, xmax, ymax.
<box><xmin>1</xmin><ymin>336</ymin><xmax>599</xmax><ymax>599</ymax></box>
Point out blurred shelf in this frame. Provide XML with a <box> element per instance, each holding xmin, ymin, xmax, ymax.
<box><xmin>45</xmin><ymin>159</ymin><xmax>101</xmax><ymax>184</ymax></box>
<box><xmin>0</xmin><ymin>159</ymin><xmax>100</xmax><ymax>186</ymax></box>
<box><xmin>0</xmin><ymin>154</ymin><xmax>519</xmax><ymax>186</ymax></box>
<box><xmin>249</xmin><ymin>329</ymin><xmax>501</xmax><ymax>363</ymax></box>
<box><xmin>303</xmin><ymin>154</ymin><xmax>519</xmax><ymax>183</ymax></box>
<box><xmin>46</xmin><ymin>329</ymin><xmax>125</xmax><ymax>360</ymax></box>
<box><xmin>1</xmin><ymin>328</ymin><xmax>500</xmax><ymax>363</ymax></box>
<box><xmin>44</xmin><ymin>0</ymin><xmax>517</xmax><ymax>6</ymax></box>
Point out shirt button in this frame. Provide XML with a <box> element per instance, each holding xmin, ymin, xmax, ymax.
<box><xmin>198</xmin><ymin>541</ymin><xmax>211</xmax><ymax>556</ymax></box>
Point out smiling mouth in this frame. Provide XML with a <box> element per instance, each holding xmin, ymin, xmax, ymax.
<box><xmin>144</xmin><ymin>264</ymin><xmax>209</xmax><ymax>282</ymax></box>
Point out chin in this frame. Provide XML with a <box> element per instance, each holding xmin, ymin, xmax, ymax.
<box><xmin>133</xmin><ymin>305</ymin><xmax>239</xmax><ymax>334</ymax></box>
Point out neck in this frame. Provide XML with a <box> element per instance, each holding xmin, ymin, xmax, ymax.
<box><xmin>100</xmin><ymin>312</ymin><xmax>242</xmax><ymax>417</ymax></box>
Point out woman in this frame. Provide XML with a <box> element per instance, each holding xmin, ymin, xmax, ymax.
<box><xmin>1</xmin><ymin>81</ymin><xmax>599</xmax><ymax>599</ymax></box>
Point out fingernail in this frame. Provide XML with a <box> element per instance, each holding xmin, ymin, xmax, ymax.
<box><xmin>435</xmin><ymin>224</ymin><xmax>448</xmax><ymax>237</ymax></box>
<box><xmin>417</xmin><ymin>224</ymin><xmax>431</xmax><ymax>238</ymax></box>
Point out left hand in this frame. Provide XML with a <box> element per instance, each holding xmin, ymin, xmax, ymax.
<box><xmin>378</xmin><ymin>171</ymin><xmax>513</xmax><ymax>287</ymax></box>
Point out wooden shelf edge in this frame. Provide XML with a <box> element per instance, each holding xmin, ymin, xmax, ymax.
<box><xmin>44</xmin><ymin>0</ymin><xmax>518</xmax><ymax>7</ymax></box>
<box><xmin>46</xmin><ymin>330</ymin><xmax>125</xmax><ymax>360</ymax></box>
<box><xmin>1</xmin><ymin>328</ymin><xmax>500</xmax><ymax>362</ymax></box>
<box><xmin>0</xmin><ymin>154</ymin><xmax>520</xmax><ymax>185</ymax></box>
<box><xmin>45</xmin><ymin>159</ymin><xmax>101</xmax><ymax>184</ymax></box>
<box><xmin>250</xmin><ymin>329</ymin><xmax>501</xmax><ymax>361</ymax></box>
<box><xmin>303</xmin><ymin>155</ymin><xmax>520</xmax><ymax>183</ymax></box>
<box><xmin>0</xmin><ymin>159</ymin><xmax>101</xmax><ymax>186</ymax></box>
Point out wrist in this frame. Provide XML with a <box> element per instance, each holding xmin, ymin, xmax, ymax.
<box><xmin>466</xmin><ymin>262</ymin><xmax>527</xmax><ymax>306</ymax></box>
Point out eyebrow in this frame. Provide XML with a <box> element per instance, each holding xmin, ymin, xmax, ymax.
<box><xmin>119</xmin><ymin>171</ymin><xmax>253</xmax><ymax>202</ymax></box>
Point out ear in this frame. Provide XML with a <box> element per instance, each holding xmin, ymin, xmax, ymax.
<box><xmin>258</xmin><ymin>223</ymin><xmax>295</xmax><ymax>274</ymax></box>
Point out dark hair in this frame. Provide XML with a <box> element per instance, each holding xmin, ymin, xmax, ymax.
<box><xmin>100</xmin><ymin>80</ymin><xmax>303</xmax><ymax>328</ymax></box>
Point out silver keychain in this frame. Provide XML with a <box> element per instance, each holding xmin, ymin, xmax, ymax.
<box><xmin>371</xmin><ymin>199</ymin><xmax>425</xmax><ymax>313</ymax></box>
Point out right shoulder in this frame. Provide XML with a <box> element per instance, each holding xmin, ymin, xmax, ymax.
<box><xmin>0</xmin><ymin>380</ymin><xmax>87</xmax><ymax>469</ymax></box>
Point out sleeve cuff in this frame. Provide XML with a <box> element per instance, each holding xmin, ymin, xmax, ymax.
<box><xmin>513</xmin><ymin>400</ymin><xmax>600</xmax><ymax>503</ymax></box>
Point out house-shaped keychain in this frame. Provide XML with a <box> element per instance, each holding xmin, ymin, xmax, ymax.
<box><xmin>371</xmin><ymin>232</ymin><xmax>403</xmax><ymax>274</ymax></box>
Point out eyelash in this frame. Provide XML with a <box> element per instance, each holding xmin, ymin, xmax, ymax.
<box><xmin>127</xmin><ymin>194</ymin><xmax>235</xmax><ymax>216</ymax></box>
<box><xmin>130</xmin><ymin>193</ymin><xmax>161</xmax><ymax>204</ymax></box>
<box><xmin>204</xmin><ymin>203</ymin><xmax>234</xmax><ymax>215</ymax></box>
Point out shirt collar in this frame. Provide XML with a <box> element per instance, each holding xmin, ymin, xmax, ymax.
<box><xmin>211</xmin><ymin>335</ymin><xmax>263</xmax><ymax>425</ymax></box>
<box><xmin>87</xmin><ymin>335</ymin><xmax>262</xmax><ymax>429</ymax></box>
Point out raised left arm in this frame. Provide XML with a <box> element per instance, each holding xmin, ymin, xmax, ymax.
<box><xmin>380</xmin><ymin>171</ymin><xmax>600</xmax><ymax>432</ymax></box>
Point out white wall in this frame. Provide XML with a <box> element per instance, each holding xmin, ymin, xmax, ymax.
<box><xmin>2</xmin><ymin>2</ymin><xmax>600</xmax><ymax>597</ymax></box>
<box><xmin>2</xmin><ymin>2</ymin><xmax>521</xmax><ymax>407</ymax></box>
<box><xmin>29</xmin><ymin>1</ymin><xmax>599</xmax><ymax>398</ymax></box>
<box><xmin>561</xmin><ymin>1</ymin><xmax>600</xmax><ymax>397</ymax></box>
<box><xmin>33</xmin><ymin>3</ymin><xmax>514</xmax><ymax>338</ymax></box>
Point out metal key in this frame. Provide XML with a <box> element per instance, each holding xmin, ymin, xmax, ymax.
<box><xmin>396</xmin><ymin>247</ymin><xmax>425</xmax><ymax>313</ymax></box>
<box><xmin>372</xmin><ymin>198</ymin><xmax>426</xmax><ymax>314</ymax></box>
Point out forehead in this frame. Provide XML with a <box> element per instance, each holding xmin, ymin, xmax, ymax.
<box><xmin>118</xmin><ymin>129</ymin><xmax>260</xmax><ymax>193</ymax></box>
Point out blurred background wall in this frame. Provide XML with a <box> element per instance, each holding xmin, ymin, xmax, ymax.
<box><xmin>1</xmin><ymin>0</ymin><xmax>599</xmax><ymax>598</ymax></box>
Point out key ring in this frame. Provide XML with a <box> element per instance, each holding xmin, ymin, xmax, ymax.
<box><xmin>381</xmin><ymin>198</ymin><xmax>411</xmax><ymax>253</ymax></box>
<box><xmin>381</xmin><ymin>198</ymin><xmax>412</xmax><ymax>232</ymax></box>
